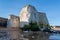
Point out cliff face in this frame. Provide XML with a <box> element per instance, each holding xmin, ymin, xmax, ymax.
<box><xmin>20</xmin><ymin>5</ymin><xmax>37</xmax><ymax>22</ymax></box>
<box><xmin>19</xmin><ymin>5</ymin><xmax>49</xmax><ymax>27</ymax></box>
<box><xmin>7</xmin><ymin>15</ymin><xmax>20</xmax><ymax>28</ymax></box>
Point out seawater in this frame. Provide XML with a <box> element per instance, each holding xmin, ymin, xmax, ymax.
<box><xmin>0</xmin><ymin>31</ymin><xmax>60</xmax><ymax>40</ymax></box>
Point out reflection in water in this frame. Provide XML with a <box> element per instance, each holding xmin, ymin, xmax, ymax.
<box><xmin>49</xmin><ymin>33</ymin><xmax>60</xmax><ymax>40</ymax></box>
<box><xmin>0</xmin><ymin>31</ymin><xmax>60</xmax><ymax>40</ymax></box>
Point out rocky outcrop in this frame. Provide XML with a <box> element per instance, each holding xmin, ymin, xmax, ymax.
<box><xmin>19</xmin><ymin>5</ymin><xmax>49</xmax><ymax>27</ymax></box>
<box><xmin>7</xmin><ymin>15</ymin><xmax>20</xmax><ymax>27</ymax></box>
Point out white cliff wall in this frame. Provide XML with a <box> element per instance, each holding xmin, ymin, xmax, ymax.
<box><xmin>20</xmin><ymin>5</ymin><xmax>37</xmax><ymax>27</ymax></box>
<box><xmin>7</xmin><ymin>15</ymin><xmax>20</xmax><ymax>28</ymax></box>
<box><xmin>37</xmin><ymin>12</ymin><xmax>49</xmax><ymax>25</ymax></box>
<box><xmin>19</xmin><ymin>5</ymin><xmax>49</xmax><ymax>27</ymax></box>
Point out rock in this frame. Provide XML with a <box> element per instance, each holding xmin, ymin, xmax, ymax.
<box><xmin>19</xmin><ymin>5</ymin><xmax>49</xmax><ymax>27</ymax></box>
<box><xmin>7</xmin><ymin>15</ymin><xmax>20</xmax><ymax>28</ymax></box>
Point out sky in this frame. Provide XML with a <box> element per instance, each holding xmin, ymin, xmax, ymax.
<box><xmin>0</xmin><ymin>0</ymin><xmax>60</xmax><ymax>26</ymax></box>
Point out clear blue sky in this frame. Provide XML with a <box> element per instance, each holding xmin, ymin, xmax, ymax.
<box><xmin>0</xmin><ymin>0</ymin><xmax>60</xmax><ymax>26</ymax></box>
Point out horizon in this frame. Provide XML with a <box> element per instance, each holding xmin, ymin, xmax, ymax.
<box><xmin>0</xmin><ymin>0</ymin><xmax>60</xmax><ymax>26</ymax></box>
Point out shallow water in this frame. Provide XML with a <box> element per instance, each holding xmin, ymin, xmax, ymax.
<box><xmin>0</xmin><ymin>31</ymin><xmax>60</xmax><ymax>40</ymax></box>
<box><xmin>49</xmin><ymin>33</ymin><xmax>60</xmax><ymax>40</ymax></box>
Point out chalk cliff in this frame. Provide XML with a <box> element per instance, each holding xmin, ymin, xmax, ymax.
<box><xmin>19</xmin><ymin>5</ymin><xmax>49</xmax><ymax>27</ymax></box>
